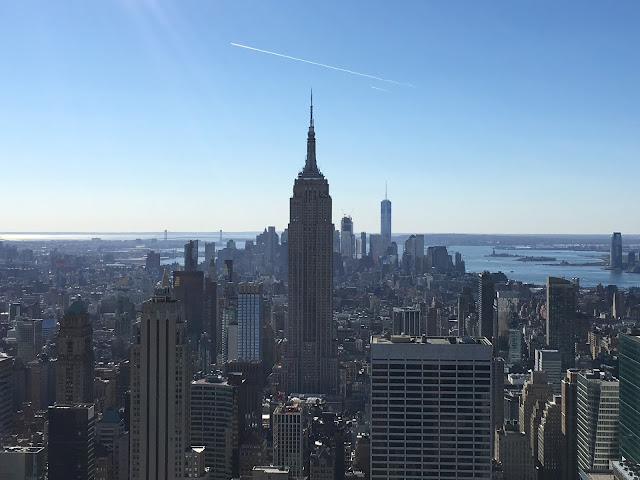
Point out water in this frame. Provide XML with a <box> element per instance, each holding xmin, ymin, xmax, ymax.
<box><xmin>450</xmin><ymin>245</ymin><xmax>640</xmax><ymax>288</ymax></box>
<box><xmin>2</xmin><ymin>232</ymin><xmax>639</xmax><ymax>288</ymax></box>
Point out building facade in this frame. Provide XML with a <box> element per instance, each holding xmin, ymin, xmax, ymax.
<box><xmin>611</xmin><ymin>232</ymin><xmax>623</xmax><ymax>270</ymax></box>
<box><xmin>576</xmin><ymin>370</ymin><xmax>619</xmax><ymax>472</ymax></box>
<box><xmin>48</xmin><ymin>404</ymin><xmax>96</xmax><ymax>480</ymax></box>
<box><xmin>56</xmin><ymin>299</ymin><xmax>94</xmax><ymax>404</ymax></box>
<box><xmin>546</xmin><ymin>277</ymin><xmax>577</xmax><ymax>370</ymax></box>
<box><xmin>620</xmin><ymin>334</ymin><xmax>640</xmax><ymax>465</ymax></box>
<box><xmin>273</xmin><ymin>402</ymin><xmax>306</xmax><ymax>479</ymax></box>
<box><xmin>380</xmin><ymin>193</ymin><xmax>391</xmax><ymax>249</ymax></box>
<box><xmin>370</xmin><ymin>335</ymin><xmax>493</xmax><ymax>479</ymax></box>
<box><xmin>130</xmin><ymin>285</ymin><xmax>190</xmax><ymax>480</ymax></box>
<box><xmin>237</xmin><ymin>283</ymin><xmax>263</xmax><ymax>361</ymax></box>
<box><xmin>284</xmin><ymin>99</ymin><xmax>337</xmax><ymax>395</ymax></box>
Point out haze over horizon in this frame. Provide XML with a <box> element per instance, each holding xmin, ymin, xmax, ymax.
<box><xmin>2</xmin><ymin>1</ymin><xmax>638</xmax><ymax>234</ymax></box>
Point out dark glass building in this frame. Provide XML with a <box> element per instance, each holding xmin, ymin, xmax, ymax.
<box><xmin>611</xmin><ymin>232</ymin><xmax>623</xmax><ymax>270</ymax></box>
<box><xmin>619</xmin><ymin>334</ymin><xmax>640</xmax><ymax>464</ymax></box>
<box><xmin>48</xmin><ymin>404</ymin><xmax>96</xmax><ymax>480</ymax></box>
<box><xmin>546</xmin><ymin>277</ymin><xmax>576</xmax><ymax>370</ymax></box>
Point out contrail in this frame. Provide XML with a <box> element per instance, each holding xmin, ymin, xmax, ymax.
<box><xmin>370</xmin><ymin>86</ymin><xmax>389</xmax><ymax>92</ymax></box>
<box><xmin>231</xmin><ymin>43</ymin><xmax>415</xmax><ymax>88</ymax></box>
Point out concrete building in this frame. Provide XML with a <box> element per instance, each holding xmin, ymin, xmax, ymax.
<box><xmin>494</xmin><ymin>426</ymin><xmax>536</xmax><ymax>480</ymax></box>
<box><xmin>48</xmin><ymin>404</ymin><xmax>96</xmax><ymax>480</ymax></box>
<box><xmin>0</xmin><ymin>354</ymin><xmax>13</xmax><ymax>443</ymax></box>
<box><xmin>0</xmin><ymin>446</ymin><xmax>45</xmax><ymax>480</ymax></box>
<box><xmin>535</xmin><ymin>349</ymin><xmax>563</xmax><ymax>394</ymax></box>
<box><xmin>237</xmin><ymin>283</ymin><xmax>263</xmax><ymax>361</ymax></box>
<box><xmin>96</xmin><ymin>408</ymin><xmax>129</xmax><ymax>480</ymax></box>
<box><xmin>478</xmin><ymin>271</ymin><xmax>495</xmax><ymax>343</ymax></box>
<box><xmin>577</xmin><ymin>370</ymin><xmax>619</xmax><ymax>473</ymax></box>
<box><xmin>519</xmin><ymin>371</ymin><xmax>553</xmax><ymax>454</ymax></box>
<box><xmin>190</xmin><ymin>376</ymin><xmax>235</xmax><ymax>480</ymax></box>
<box><xmin>284</xmin><ymin>98</ymin><xmax>337</xmax><ymax>394</ymax></box>
<box><xmin>546</xmin><ymin>277</ymin><xmax>577</xmax><ymax>370</ymax></box>
<box><xmin>562</xmin><ymin>369</ymin><xmax>581</xmax><ymax>480</ymax></box>
<box><xmin>15</xmin><ymin>318</ymin><xmax>42</xmax><ymax>363</ymax></box>
<box><xmin>391</xmin><ymin>307</ymin><xmax>421</xmax><ymax>336</ymax></box>
<box><xmin>537</xmin><ymin>396</ymin><xmax>563</xmax><ymax>480</ymax></box>
<box><xmin>252</xmin><ymin>466</ymin><xmax>290</xmax><ymax>480</ymax></box>
<box><xmin>273</xmin><ymin>402</ymin><xmax>306</xmax><ymax>479</ymax></box>
<box><xmin>370</xmin><ymin>335</ymin><xmax>493</xmax><ymax>479</ymax></box>
<box><xmin>56</xmin><ymin>299</ymin><xmax>94</xmax><ymax>404</ymax></box>
<box><xmin>130</xmin><ymin>278</ymin><xmax>191</xmax><ymax>480</ymax></box>
<box><xmin>619</xmin><ymin>334</ymin><xmax>640</xmax><ymax>465</ymax></box>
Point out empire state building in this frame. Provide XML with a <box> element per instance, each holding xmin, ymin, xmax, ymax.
<box><xmin>284</xmin><ymin>96</ymin><xmax>337</xmax><ymax>394</ymax></box>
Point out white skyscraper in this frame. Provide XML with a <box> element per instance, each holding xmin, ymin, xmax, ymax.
<box><xmin>130</xmin><ymin>275</ymin><xmax>190</xmax><ymax>480</ymax></box>
<box><xmin>577</xmin><ymin>370</ymin><xmax>619</xmax><ymax>472</ymax></box>
<box><xmin>237</xmin><ymin>283</ymin><xmax>263</xmax><ymax>361</ymax></box>
<box><xmin>370</xmin><ymin>335</ymin><xmax>493</xmax><ymax>479</ymax></box>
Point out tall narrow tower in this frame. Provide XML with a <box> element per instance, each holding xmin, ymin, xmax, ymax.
<box><xmin>380</xmin><ymin>185</ymin><xmax>391</xmax><ymax>248</ymax></box>
<box><xmin>130</xmin><ymin>273</ymin><xmax>191</xmax><ymax>480</ymax></box>
<box><xmin>284</xmin><ymin>94</ymin><xmax>337</xmax><ymax>394</ymax></box>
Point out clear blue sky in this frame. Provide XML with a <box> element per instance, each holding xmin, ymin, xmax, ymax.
<box><xmin>1</xmin><ymin>1</ymin><xmax>639</xmax><ymax>234</ymax></box>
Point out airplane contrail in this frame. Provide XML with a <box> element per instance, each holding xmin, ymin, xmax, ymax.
<box><xmin>370</xmin><ymin>86</ymin><xmax>389</xmax><ymax>92</ymax></box>
<box><xmin>230</xmin><ymin>43</ymin><xmax>415</xmax><ymax>88</ymax></box>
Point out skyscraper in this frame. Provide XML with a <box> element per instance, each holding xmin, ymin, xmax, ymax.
<box><xmin>130</xmin><ymin>276</ymin><xmax>191</xmax><ymax>480</ymax></box>
<box><xmin>619</xmin><ymin>334</ymin><xmax>640</xmax><ymax>465</ymax></box>
<box><xmin>370</xmin><ymin>335</ymin><xmax>493</xmax><ymax>479</ymax></box>
<box><xmin>546</xmin><ymin>277</ymin><xmax>577</xmax><ymax>370</ymax></box>
<box><xmin>273</xmin><ymin>402</ymin><xmax>306</xmax><ymax>478</ymax></box>
<box><xmin>380</xmin><ymin>187</ymin><xmax>391</xmax><ymax>248</ymax></box>
<box><xmin>56</xmin><ymin>299</ymin><xmax>94</xmax><ymax>405</ymax></box>
<box><xmin>48</xmin><ymin>404</ymin><xmax>96</xmax><ymax>480</ymax></box>
<box><xmin>534</xmin><ymin>349</ymin><xmax>563</xmax><ymax>395</ymax></box>
<box><xmin>173</xmin><ymin>270</ymin><xmax>205</xmax><ymax>345</ymax></box>
<box><xmin>284</xmin><ymin>96</ymin><xmax>337</xmax><ymax>395</ymax></box>
<box><xmin>237</xmin><ymin>282</ymin><xmax>263</xmax><ymax>361</ymax></box>
<box><xmin>611</xmin><ymin>232</ymin><xmax>623</xmax><ymax>270</ymax></box>
<box><xmin>478</xmin><ymin>271</ymin><xmax>495</xmax><ymax>343</ymax></box>
<box><xmin>16</xmin><ymin>318</ymin><xmax>42</xmax><ymax>363</ymax></box>
<box><xmin>576</xmin><ymin>370</ymin><xmax>619</xmax><ymax>472</ymax></box>
<box><xmin>340</xmin><ymin>216</ymin><xmax>354</xmax><ymax>259</ymax></box>
<box><xmin>184</xmin><ymin>240</ymin><xmax>199</xmax><ymax>272</ymax></box>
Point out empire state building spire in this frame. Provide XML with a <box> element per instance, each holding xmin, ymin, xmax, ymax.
<box><xmin>303</xmin><ymin>90</ymin><xmax>320</xmax><ymax>176</ymax></box>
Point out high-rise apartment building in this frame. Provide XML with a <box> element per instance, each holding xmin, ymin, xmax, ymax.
<box><xmin>56</xmin><ymin>299</ymin><xmax>94</xmax><ymax>404</ymax></box>
<box><xmin>360</xmin><ymin>232</ymin><xmax>367</xmax><ymax>257</ymax></box>
<box><xmin>619</xmin><ymin>334</ymin><xmax>640</xmax><ymax>465</ymax></box>
<box><xmin>370</xmin><ymin>335</ymin><xmax>493</xmax><ymax>479</ymax></box>
<box><xmin>130</xmin><ymin>282</ymin><xmax>190</xmax><ymax>480</ymax></box>
<box><xmin>16</xmin><ymin>318</ymin><xmax>42</xmax><ymax>363</ymax></box>
<box><xmin>273</xmin><ymin>402</ymin><xmax>306</xmax><ymax>479</ymax></box>
<box><xmin>284</xmin><ymin>98</ymin><xmax>337</xmax><ymax>394</ymax></box>
<box><xmin>190</xmin><ymin>376</ymin><xmax>235</xmax><ymax>480</ymax></box>
<box><xmin>478</xmin><ymin>271</ymin><xmax>495</xmax><ymax>343</ymax></box>
<box><xmin>535</xmin><ymin>349</ymin><xmax>563</xmax><ymax>394</ymax></box>
<box><xmin>576</xmin><ymin>370</ymin><xmax>619</xmax><ymax>472</ymax></box>
<box><xmin>96</xmin><ymin>408</ymin><xmax>129</xmax><ymax>480</ymax></box>
<box><xmin>611</xmin><ymin>232</ymin><xmax>623</xmax><ymax>270</ymax></box>
<box><xmin>48</xmin><ymin>404</ymin><xmax>96</xmax><ymax>480</ymax></box>
<box><xmin>546</xmin><ymin>277</ymin><xmax>577</xmax><ymax>370</ymax></box>
<box><xmin>237</xmin><ymin>283</ymin><xmax>263</xmax><ymax>361</ymax></box>
<box><xmin>380</xmin><ymin>189</ymin><xmax>391</xmax><ymax>248</ymax></box>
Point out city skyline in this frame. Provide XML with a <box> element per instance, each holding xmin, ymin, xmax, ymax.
<box><xmin>2</xmin><ymin>2</ymin><xmax>640</xmax><ymax>234</ymax></box>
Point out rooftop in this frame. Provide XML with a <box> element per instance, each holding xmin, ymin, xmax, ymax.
<box><xmin>372</xmin><ymin>335</ymin><xmax>491</xmax><ymax>346</ymax></box>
